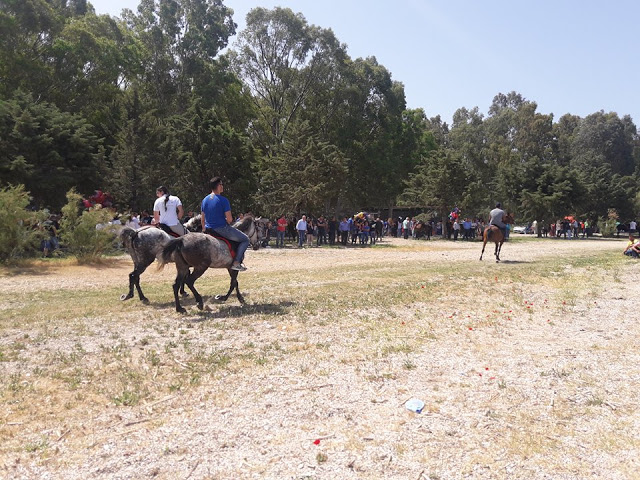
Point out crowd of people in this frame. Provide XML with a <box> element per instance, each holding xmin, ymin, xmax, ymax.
<box><xmin>37</xmin><ymin>183</ymin><xmax>640</xmax><ymax>266</ymax></box>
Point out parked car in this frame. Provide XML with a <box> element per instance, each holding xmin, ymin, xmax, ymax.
<box><xmin>512</xmin><ymin>225</ymin><xmax>527</xmax><ymax>234</ymax></box>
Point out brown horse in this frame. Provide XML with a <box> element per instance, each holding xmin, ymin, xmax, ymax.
<box><xmin>479</xmin><ymin>213</ymin><xmax>514</xmax><ymax>262</ymax></box>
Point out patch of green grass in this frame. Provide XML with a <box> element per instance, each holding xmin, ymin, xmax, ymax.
<box><xmin>25</xmin><ymin>436</ymin><xmax>49</xmax><ymax>453</ymax></box>
<box><xmin>113</xmin><ymin>389</ymin><xmax>141</xmax><ymax>406</ymax></box>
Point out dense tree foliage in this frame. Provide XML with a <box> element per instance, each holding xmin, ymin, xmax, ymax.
<box><xmin>1</xmin><ymin>1</ymin><xmax>638</xmax><ymax>225</ymax></box>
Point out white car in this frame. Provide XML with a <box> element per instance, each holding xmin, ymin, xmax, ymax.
<box><xmin>512</xmin><ymin>225</ymin><xmax>527</xmax><ymax>234</ymax></box>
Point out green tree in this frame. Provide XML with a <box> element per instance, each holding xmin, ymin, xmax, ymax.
<box><xmin>123</xmin><ymin>0</ymin><xmax>235</xmax><ymax>114</ymax></box>
<box><xmin>0</xmin><ymin>184</ymin><xmax>45</xmax><ymax>261</ymax></box>
<box><xmin>256</xmin><ymin>121</ymin><xmax>348</xmax><ymax>216</ymax></box>
<box><xmin>0</xmin><ymin>92</ymin><xmax>104</xmax><ymax>209</ymax></box>
<box><xmin>400</xmin><ymin>149</ymin><xmax>468</xmax><ymax>235</ymax></box>
<box><xmin>230</xmin><ymin>7</ymin><xmax>345</xmax><ymax>154</ymax></box>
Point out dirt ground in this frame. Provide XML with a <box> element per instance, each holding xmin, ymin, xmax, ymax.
<box><xmin>1</xmin><ymin>236</ymin><xmax>639</xmax><ymax>479</ymax></box>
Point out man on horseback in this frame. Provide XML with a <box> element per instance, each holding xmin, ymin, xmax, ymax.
<box><xmin>488</xmin><ymin>202</ymin><xmax>507</xmax><ymax>238</ymax></box>
<box><xmin>201</xmin><ymin>177</ymin><xmax>250</xmax><ymax>271</ymax></box>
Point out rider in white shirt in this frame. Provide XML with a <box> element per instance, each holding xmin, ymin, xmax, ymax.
<box><xmin>153</xmin><ymin>186</ymin><xmax>185</xmax><ymax>236</ymax></box>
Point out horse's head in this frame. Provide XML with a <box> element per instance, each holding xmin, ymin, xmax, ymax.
<box><xmin>233</xmin><ymin>215</ymin><xmax>260</xmax><ymax>250</ymax></box>
<box><xmin>254</xmin><ymin>217</ymin><xmax>270</xmax><ymax>249</ymax></box>
<box><xmin>504</xmin><ymin>213</ymin><xmax>515</xmax><ymax>224</ymax></box>
<box><xmin>184</xmin><ymin>214</ymin><xmax>202</xmax><ymax>232</ymax></box>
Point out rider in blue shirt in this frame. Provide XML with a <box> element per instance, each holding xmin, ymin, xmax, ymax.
<box><xmin>201</xmin><ymin>177</ymin><xmax>250</xmax><ymax>271</ymax></box>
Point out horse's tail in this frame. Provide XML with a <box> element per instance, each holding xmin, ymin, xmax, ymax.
<box><xmin>158</xmin><ymin>237</ymin><xmax>183</xmax><ymax>270</ymax></box>
<box><xmin>485</xmin><ymin>227</ymin><xmax>493</xmax><ymax>241</ymax></box>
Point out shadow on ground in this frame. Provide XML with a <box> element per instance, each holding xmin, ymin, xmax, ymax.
<box><xmin>150</xmin><ymin>299</ymin><xmax>296</xmax><ymax>321</ymax></box>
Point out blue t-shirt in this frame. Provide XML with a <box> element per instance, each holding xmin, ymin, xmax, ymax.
<box><xmin>201</xmin><ymin>194</ymin><xmax>231</xmax><ymax>230</ymax></box>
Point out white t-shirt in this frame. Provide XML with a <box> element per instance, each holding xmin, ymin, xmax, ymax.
<box><xmin>153</xmin><ymin>195</ymin><xmax>182</xmax><ymax>226</ymax></box>
<box><xmin>630</xmin><ymin>221</ymin><xmax>637</xmax><ymax>230</ymax></box>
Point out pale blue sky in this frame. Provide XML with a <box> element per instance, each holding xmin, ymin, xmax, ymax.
<box><xmin>90</xmin><ymin>0</ymin><xmax>639</xmax><ymax>125</ymax></box>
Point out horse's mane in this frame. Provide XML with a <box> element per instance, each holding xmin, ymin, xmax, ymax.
<box><xmin>233</xmin><ymin>215</ymin><xmax>254</xmax><ymax>231</ymax></box>
<box><xmin>184</xmin><ymin>214</ymin><xmax>201</xmax><ymax>231</ymax></box>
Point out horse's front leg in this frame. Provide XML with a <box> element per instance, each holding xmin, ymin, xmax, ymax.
<box><xmin>231</xmin><ymin>270</ymin><xmax>245</xmax><ymax>304</ymax></box>
<box><xmin>120</xmin><ymin>269</ymin><xmax>137</xmax><ymax>301</ymax></box>
<box><xmin>496</xmin><ymin>241</ymin><xmax>503</xmax><ymax>262</ymax></box>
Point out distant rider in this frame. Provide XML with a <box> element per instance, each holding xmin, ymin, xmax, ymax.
<box><xmin>488</xmin><ymin>202</ymin><xmax>507</xmax><ymax>237</ymax></box>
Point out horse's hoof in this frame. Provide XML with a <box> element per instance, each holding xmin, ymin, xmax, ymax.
<box><xmin>177</xmin><ymin>307</ymin><xmax>187</xmax><ymax>314</ymax></box>
<box><xmin>141</xmin><ymin>298</ymin><xmax>150</xmax><ymax>305</ymax></box>
<box><xmin>120</xmin><ymin>293</ymin><xmax>132</xmax><ymax>301</ymax></box>
<box><xmin>197</xmin><ymin>303</ymin><xmax>203</xmax><ymax>310</ymax></box>
<box><xmin>238</xmin><ymin>296</ymin><xmax>246</xmax><ymax>304</ymax></box>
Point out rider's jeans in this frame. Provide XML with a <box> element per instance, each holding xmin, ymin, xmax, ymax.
<box><xmin>213</xmin><ymin>225</ymin><xmax>250</xmax><ymax>264</ymax></box>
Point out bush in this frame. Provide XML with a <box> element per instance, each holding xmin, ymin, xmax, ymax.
<box><xmin>60</xmin><ymin>189</ymin><xmax>118</xmax><ymax>262</ymax></box>
<box><xmin>0</xmin><ymin>185</ymin><xmax>45</xmax><ymax>261</ymax></box>
<box><xmin>600</xmin><ymin>209</ymin><xmax>618</xmax><ymax>238</ymax></box>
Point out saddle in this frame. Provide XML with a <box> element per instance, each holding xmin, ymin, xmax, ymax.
<box><xmin>156</xmin><ymin>223</ymin><xmax>183</xmax><ymax>238</ymax></box>
<box><xmin>204</xmin><ymin>232</ymin><xmax>237</xmax><ymax>258</ymax></box>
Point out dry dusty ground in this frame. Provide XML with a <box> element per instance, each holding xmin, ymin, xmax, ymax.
<box><xmin>1</xmin><ymin>236</ymin><xmax>639</xmax><ymax>479</ymax></box>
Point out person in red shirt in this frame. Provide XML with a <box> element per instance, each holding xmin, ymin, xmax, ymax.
<box><xmin>276</xmin><ymin>215</ymin><xmax>288</xmax><ymax>247</ymax></box>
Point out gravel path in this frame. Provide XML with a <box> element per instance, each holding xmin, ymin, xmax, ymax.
<box><xmin>2</xmin><ymin>237</ymin><xmax>639</xmax><ymax>480</ymax></box>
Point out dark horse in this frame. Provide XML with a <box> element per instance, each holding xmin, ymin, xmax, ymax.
<box><xmin>119</xmin><ymin>216</ymin><xmax>202</xmax><ymax>303</ymax></box>
<box><xmin>479</xmin><ymin>213</ymin><xmax>514</xmax><ymax>262</ymax></box>
<box><xmin>158</xmin><ymin>216</ymin><xmax>268</xmax><ymax>313</ymax></box>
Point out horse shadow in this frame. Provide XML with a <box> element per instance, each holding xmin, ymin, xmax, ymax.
<box><xmin>498</xmin><ymin>260</ymin><xmax>531</xmax><ymax>264</ymax></box>
<box><xmin>151</xmin><ymin>299</ymin><xmax>296</xmax><ymax>321</ymax></box>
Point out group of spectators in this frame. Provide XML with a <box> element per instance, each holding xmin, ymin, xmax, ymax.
<box><xmin>272</xmin><ymin>214</ymin><xmax>386</xmax><ymax>248</ymax></box>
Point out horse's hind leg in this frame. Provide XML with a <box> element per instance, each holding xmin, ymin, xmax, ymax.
<box><xmin>173</xmin><ymin>268</ymin><xmax>189</xmax><ymax>314</ymax></box>
<box><xmin>179</xmin><ymin>267</ymin><xmax>192</xmax><ymax>298</ymax></box>
<box><xmin>480</xmin><ymin>240</ymin><xmax>487</xmax><ymax>261</ymax></box>
<box><xmin>496</xmin><ymin>241</ymin><xmax>503</xmax><ymax>262</ymax></box>
<box><xmin>184</xmin><ymin>266</ymin><xmax>207</xmax><ymax>310</ymax></box>
<box><xmin>215</xmin><ymin>269</ymin><xmax>238</xmax><ymax>302</ymax></box>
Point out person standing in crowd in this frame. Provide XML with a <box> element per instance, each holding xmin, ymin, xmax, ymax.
<box><xmin>296</xmin><ymin>215</ymin><xmax>307</xmax><ymax>247</ymax></box>
<box><xmin>463</xmin><ymin>218</ymin><xmax>472</xmax><ymax>240</ymax></box>
<box><xmin>141</xmin><ymin>211</ymin><xmax>153</xmax><ymax>225</ymax></box>
<box><xmin>403</xmin><ymin>217</ymin><xmax>410</xmax><ymax>239</ymax></box>
<box><xmin>200</xmin><ymin>177</ymin><xmax>250</xmax><ymax>271</ymax></box>
<box><xmin>452</xmin><ymin>218</ymin><xmax>460</xmax><ymax>241</ymax></box>
<box><xmin>126</xmin><ymin>212</ymin><xmax>140</xmax><ymax>229</ymax></box>
<box><xmin>339</xmin><ymin>217</ymin><xmax>350</xmax><ymax>246</ymax></box>
<box><xmin>629</xmin><ymin>219</ymin><xmax>637</xmax><ymax>234</ymax></box>
<box><xmin>328</xmin><ymin>216</ymin><xmax>337</xmax><ymax>245</ymax></box>
<box><xmin>317</xmin><ymin>216</ymin><xmax>327</xmax><ymax>246</ymax></box>
<box><xmin>276</xmin><ymin>215</ymin><xmax>287</xmax><ymax>248</ymax></box>
<box><xmin>153</xmin><ymin>186</ymin><xmax>185</xmax><ymax>236</ymax></box>
<box><xmin>375</xmin><ymin>217</ymin><xmax>384</xmax><ymax>242</ymax></box>
<box><xmin>307</xmin><ymin>217</ymin><xmax>315</xmax><ymax>246</ymax></box>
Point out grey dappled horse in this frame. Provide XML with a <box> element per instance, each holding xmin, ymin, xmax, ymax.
<box><xmin>119</xmin><ymin>216</ymin><xmax>202</xmax><ymax>303</ymax></box>
<box><xmin>159</xmin><ymin>216</ymin><xmax>269</xmax><ymax>313</ymax></box>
